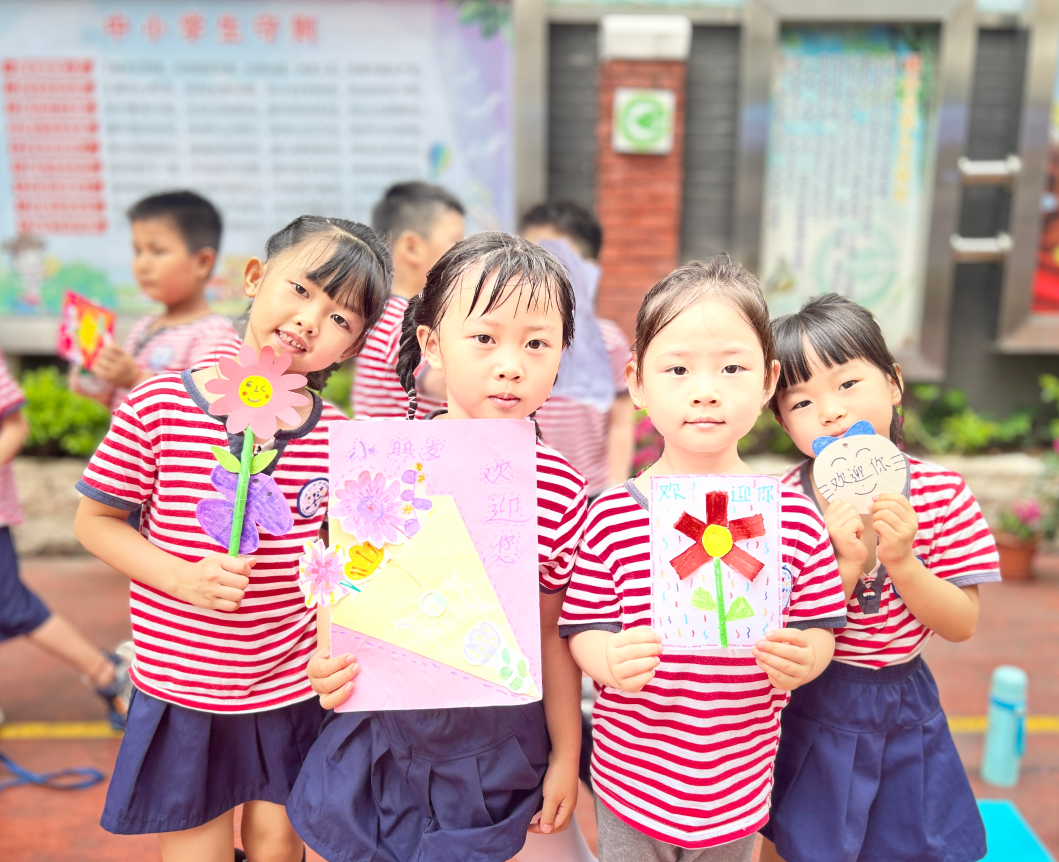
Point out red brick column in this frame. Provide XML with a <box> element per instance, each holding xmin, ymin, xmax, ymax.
<box><xmin>595</xmin><ymin>60</ymin><xmax>687</xmax><ymax>340</ymax></box>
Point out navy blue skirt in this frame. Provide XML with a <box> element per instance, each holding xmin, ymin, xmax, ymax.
<box><xmin>0</xmin><ymin>526</ymin><xmax>50</xmax><ymax>642</ymax></box>
<box><xmin>288</xmin><ymin>702</ymin><xmax>550</xmax><ymax>862</ymax></box>
<box><xmin>761</xmin><ymin>656</ymin><xmax>986</xmax><ymax>862</ymax></box>
<box><xmin>102</xmin><ymin>688</ymin><xmax>326</xmax><ymax>834</ymax></box>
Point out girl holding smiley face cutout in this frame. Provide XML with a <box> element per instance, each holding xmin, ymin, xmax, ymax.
<box><xmin>761</xmin><ymin>294</ymin><xmax>1001</xmax><ymax>862</ymax></box>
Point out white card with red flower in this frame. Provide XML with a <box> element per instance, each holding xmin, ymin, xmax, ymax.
<box><xmin>649</xmin><ymin>475</ymin><xmax>783</xmax><ymax>649</ymax></box>
<box><xmin>302</xmin><ymin>419</ymin><xmax>542</xmax><ymax>711</ymax></box>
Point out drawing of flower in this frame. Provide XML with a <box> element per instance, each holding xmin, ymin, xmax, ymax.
<box><xmin>204</xmin><ymin>344</ymin><xmax>310</xmax><ymax>438</ymax></box>
<box><xmin>298</xmin><ymin>539</ymin><xmax>350</xmax><ymax>608</ymax></box>
<box><xmin>333</xmin><ymin>470</ymin><xmax>407</xmax><ymax>546</ymax></box>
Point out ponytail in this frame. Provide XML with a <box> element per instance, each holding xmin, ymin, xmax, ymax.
<box><xmin>397</xmin><ymin>294</ymin><xmax>424</xmax><ymax>420</ymax></box>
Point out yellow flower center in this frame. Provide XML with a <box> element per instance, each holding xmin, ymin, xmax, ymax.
<box><xmin>702</xmin><ymin>524</ymin><xmax>733</xmax><ymax>558</ymax></box>
<box><xmin>239</xmin><ymin>375</ymin><xmax>273</xmax><ymax>407</ymax></box>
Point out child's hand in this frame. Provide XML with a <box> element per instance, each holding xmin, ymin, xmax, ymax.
<box><xmin>752</xmin><ymin>628</ymin><xmax>817</xmax><ymax>691</ymax></box>
<box><xmin>93</xmin><ymin>343</ymin><xmax>140</xmax><ymax>388</ymax></box>
<box><xmin>605</xmin><ymin>627</ymin><xmax>663</xmax><ymax>692</ymax></box>
<box><xmin>823</xmin><ymin>499</ymin><xmax>868</xmax><ymax>569</ymax></box>
<box><xmin>871</xmin><ymin>492</ymin><xmax>918</xmax><ymax>568</ymax></box>
<box><xmin>529</xmin><ymin>751</ymin><xmax>579</xmax><ymax>834</ymax></box>
<box><xmin>307</xmin><ymin>647</ymin><xmax>359</xmax><ymax>710</ymax></box>
<box><xmin>173</xmin><ymin>553</ymin><xmax>254</xmax><ymax>611</ymax></box>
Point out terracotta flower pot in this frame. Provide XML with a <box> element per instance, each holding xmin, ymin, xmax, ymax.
<box><xmin>993</xmin><ymin>531</ymin><xmax>1039</xmax><ymax>581</ymax></box>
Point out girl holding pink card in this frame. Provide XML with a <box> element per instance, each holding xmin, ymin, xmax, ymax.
<box><xmin>290</xmin><ymin>233</ymin><xmax>590</xmax><ymax>862</ymax></box>
<box><xmin>73</xmin><ymin>216</ymin><xmax>391</xmax><ymax>862</ymax></box>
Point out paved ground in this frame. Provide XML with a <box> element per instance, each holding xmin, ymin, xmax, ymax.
<box><xmin>1</xmin><ymin>555</ymin><xmax>1056</xmax><ymax>861</ymax></box>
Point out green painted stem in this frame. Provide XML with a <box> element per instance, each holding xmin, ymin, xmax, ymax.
<box><xmin>714</xmin><ymin>557</ymin><xmax>728</xmax><ymax>647</ymax></box>
<box><xmin>228</xmin><ymin>430</ymin><xmax>254</xmax><ymax>556</ymax></box>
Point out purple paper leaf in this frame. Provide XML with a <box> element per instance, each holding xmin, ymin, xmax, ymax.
<box><xmin>244</xmin><ymin>473</ymin><xmax>294</xmax><ymax>537</ymax></box>
<box><xmin>195</xmin><ymin>498</ymin><xmax>259</xmax><ymax>554</ymax></box>
<box><xmin>209</xmin><ymin>463</ymin><xmax>239</xmax><ymax>501</ymax></box>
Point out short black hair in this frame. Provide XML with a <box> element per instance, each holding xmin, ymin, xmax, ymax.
<box><xmin>127</xmin><ymin>190</ymin><xmax>222</xmax><ymax>254</ymax></box>
<box><xmin>519</xmin><ymin>200</ymin><xmax>603</xmax><ymax>260</ymax></box>
<box><xmin>370</xmin><ymin>182</ymin><xmax>465</xmax><ymax>248</ymax></box>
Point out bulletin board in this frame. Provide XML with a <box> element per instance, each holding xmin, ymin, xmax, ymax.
<box><xmin>0</xmin><ymin>0</ymin><xmax>512</xmax><ymax>348</ymax></box>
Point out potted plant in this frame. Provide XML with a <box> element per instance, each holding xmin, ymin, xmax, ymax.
<box><xmin>995</xmin><ymin>500</ymin><xmax>1047</xmax><ymax>580</ymax></box>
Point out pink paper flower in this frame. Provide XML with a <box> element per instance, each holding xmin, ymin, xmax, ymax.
<box><xmin>298</xmin><ymin>539</ymin><xmax>349</xmax><ymax>608</ymax></box>
<box><xmin>333</xmin><ymin>470</ymin><xmax>406</xmax><ymax>546</ymax></box>
<box><xmin>204</xmin><ymin>344</ymin><xmax>309</xmax><ymax>438</ymax></box>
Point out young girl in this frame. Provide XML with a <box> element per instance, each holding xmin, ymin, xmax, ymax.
<box><xmin>287</xmin><ymin>232</ymin><xmax>590</xmax><ymax>862</ymax></box>
<box><xmin>73</xmin><ymin>216</ymin><xmax>392</xmax><ymax>862</ymax></box>
<box><xmin>560</xmin><ymin>257</ymin><xmax>849</xmax><ymax>861</ymax></box>
<box><xmin>760</xmin><ymin>293</ymin><xmax>1000</xmax><ymax>862</ymax></box>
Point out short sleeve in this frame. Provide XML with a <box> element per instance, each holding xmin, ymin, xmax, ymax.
<box><xmin>781</xmin><ymin>494</ymin><xmax>847</xmax><ymax>630</ymax></box>
<box><xmin>559</xmin><ymin>529</ymin><xmax>623</xmax><ymax>637</ymax></box>
<box><xmin>537</xmin><ymin>449</ymin><xmax>589</xmax><ymax>593</ymax></box>
<box><xmin>598</xmin><ymin>319</ymin><xmax>631</xmax><ymax>395</ymax></box>
<box><xmin>0</xmin><ymin>358</ymin><xmax>25</xmax><ymax>416</ymax></box>
<box><xmin>76</xmin><ymin>397</ymin><xmax>157</xmax><ymax>511</ymax></box>
<box><xmin>924</xmin><ymin>479</ymin><xmax>1001</xmax><ymax>586</ymax></box>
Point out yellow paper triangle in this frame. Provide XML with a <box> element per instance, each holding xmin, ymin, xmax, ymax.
<box><xmin>330</xmin><ymin>495</ymin><xmax>539</xmax><ymax>699</ymax></box>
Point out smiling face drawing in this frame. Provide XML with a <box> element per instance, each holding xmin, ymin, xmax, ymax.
<box><xmin>239</xmin><ymin>375</ymin><xmax>273</xmax><ymax>408</ymax></box>
<box><xmin>813</xmin><ymin>431</ymin><xmax>908</xmax><ymax>514</ymax></box>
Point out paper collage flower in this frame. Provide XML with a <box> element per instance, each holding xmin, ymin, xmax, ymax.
<box><xmin>399</xmin><ymin>462</ymin><xmax>433</xmax><ymax>536</ymax></box>
<box><xmin>196</xmin><ymin>463</ymin><xmax>293</xmax><ymax>555</ymax></box>
<box><xmin>298</xmin><ymin>539</ymin><xmax>351</xmax><ymax>608</ymax></box>
<box><xmin>333</xmin><ymin>470</ymin><xmax>409</xmax><ymax>547</ymax></box>
<box><xmin>205</xmin><ymin>344</ymin><xmax>309</xmax><ymax>439</ymax></box>
<box><xmin>670</xmin><ymin>490</ymin><xmax>766</xmax><ymax>648</ymax></box>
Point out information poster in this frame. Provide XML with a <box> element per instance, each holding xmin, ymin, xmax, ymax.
<box><xmin>1031</xmin><ymin>45</ymin><xmax>1059</xmax><ymax>313</ymax></box>
<box><xmin>0</xmin><ymin>1</ymin><xmax>512</xmax><ymax>317</ymax></box>
<box><xmin>760</xmin><ymin>26</ymin><xmax>938</xmax><ymax>353</ymax></box>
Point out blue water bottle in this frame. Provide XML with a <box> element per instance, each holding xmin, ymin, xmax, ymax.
<box><xmin>981</xmin><ymin>665</ymin><xmax>1027</xmax><ymax>788</ymax></box>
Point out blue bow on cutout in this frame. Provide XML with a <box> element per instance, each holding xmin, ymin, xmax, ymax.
<box><xmin>812</xmin><ymin>420</ymin><xmax>876</xmax><ymax>457</ymax></box>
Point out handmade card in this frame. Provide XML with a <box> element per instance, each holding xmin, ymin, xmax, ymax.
<box><xmin>56</xmin><ymin>292</ymin><xmax>114</xmax><ymax>370</ymax></box>
<box><xmin>650</xmin><ymin>475</ymin><xmax>781</xmax><ymax>649</ymax></box>
<box><xmin>812</xmin><ymin>421</ymin><xmax>908</xmax><ymax>514</ymax></box>
<box><xmin>309</xmin><ymin>419</ymin><xmax>541</xmax><ymax>711</ymax></box>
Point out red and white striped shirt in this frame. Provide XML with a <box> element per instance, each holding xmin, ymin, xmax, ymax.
<box><xmin>781</xmin><ymin>456</ymin><xmax>1001</xmax><ymax>668</ymax></box>
<box><xmin>0</xmin><ymin>354</ymin><xmax>25</xmax><ymax>528</ymax></box>
<box><xmin>111</xmin><ymin>313</ymin><xmax>242</xmax><ymax>410</ymax></box>
<box><xmin>352</xmin><ymin>295</ymin><xmax>445</xmax><ymax>419</ymax></box>
<box><xmin>560</xmin><ymin>481</ymin><xmax>846</xmax><ymax>848</ymax></box>
<box><xmin>78</xmin><ymin>371</ymin><xmax>348</xmax><ymax>713</ymax></box>
<box><xmin>536</xmin><ymin>319</ymin><xmax>631</xmax><ymax>497</ymax></box>
<box><xmin>533</xmin><ymin>440</ymin><xmax>589</xmax><ymax>592</ymax></box>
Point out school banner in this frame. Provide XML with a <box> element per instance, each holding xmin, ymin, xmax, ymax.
<box><xmin>0</xmin><ymin>0</ymin><xmax>512</xmax><ymax>317</ymax></box>
<box><xmin>760</xmin><ymin>26</ymin><xmax>939</xmax><ymax>353</ymax></box>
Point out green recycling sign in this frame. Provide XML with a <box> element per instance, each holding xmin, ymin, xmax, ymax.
<box><xmin>612</xmin><ymin>88</ymin><xmax>675</xmax><ymax>155</ymax></box>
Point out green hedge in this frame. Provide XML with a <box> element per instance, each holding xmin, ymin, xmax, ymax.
<box><xmin>21</xmin><ymin>366</ymin><xmax>111</xmax><ymax>457</ymax></box>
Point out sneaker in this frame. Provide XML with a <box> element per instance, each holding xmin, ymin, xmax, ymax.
<box><xmin>94</xmin><ymin>643</ymin><xmax>134</xmax><ymax>731</ymax></box>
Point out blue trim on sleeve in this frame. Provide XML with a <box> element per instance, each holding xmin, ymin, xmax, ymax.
<box><xmin>75</xmin><ymin>480</ymin><xmax>140</xmax><ymax>512</ymax></box>
<box><xmin>0</xmin><ymin>399</ymin><xmax>25</xmax><ymax>419</ymax></box>
<box><xmin>788</xmin><ymin>615</ymin><xmax>847</xmax><ymax>631</ymax></box>
<box><xmin>559</xmin><ymin>622</ymin><xmax>622</xmax><ymax>639</ymax></box>
<box><xmin>947</xmin><ymin>571</ymin><xmax>1002</xmax><ymax>587</ymax></box>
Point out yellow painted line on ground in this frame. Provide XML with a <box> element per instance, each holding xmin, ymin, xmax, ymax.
<box><xmin>0</xmin><ymin>717</ymin><xmax>1057</xmax><ymax>741</ymax></box>
<box><xmin>0</xmin><ymin>721</ymin><xmax>122</xmax><ymax>740</ymax></box>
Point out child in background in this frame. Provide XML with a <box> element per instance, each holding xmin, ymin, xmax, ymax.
<box><xmin>352</xmin><ymin>180</ymin><xmax>465</xmax><ymax>418</ymax></box>
<box><xmin>289</xmin><ymin>233</ymin><xmax>589</xmax><ymax>862</ymax></box>
<box><xmin>72</xmin><ymin>190</ymin><xmax>241</xmax><ymax>411</ymax></box>
<box><xmin>73</xmin><ymin>217</ymin><xmax>391</xmax><ymax>861</ymax></box>
<box><xmin>561</xmin><ymin>257</ymin><xmax>848</xmax><ymax>861</ymax></box>
<box><xmin>521</xmin><ymin>201</ymin><xmax>634</xmax><ymax>499</ymax></box>
<box><xmin>0</xmin><ymin>353</ymin><xmax>131</xmax><ymax>728</ymax></box>
<box><xmin>760</xmin><ymin>294</ymin><xmax>1000</xmax><ymax>862</ymax></box>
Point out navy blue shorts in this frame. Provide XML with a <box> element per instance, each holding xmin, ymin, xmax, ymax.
<box><xmin>288</xmin><ymin>702</ymin><xmax>550</xmax><ymax>862</ymax></box>
<box><xmin>761</xmin><ymin>656</ymin><xmax>986</xmax><ymax>862</ymax></box>
<box><xmin>102</xmin><ymin>688</ymin><xmax>326</xmax><ymax>835</ymax></box>
<box><xmin>0</xmin><ymin>526</ymin><xmax>50</xmax><ymax>642</ymax></box>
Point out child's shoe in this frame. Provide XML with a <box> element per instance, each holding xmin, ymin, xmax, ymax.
<box><xmin>93</xmin><ymin>643</ymin><xmax>134</xmax><ymax>731</ymax></box>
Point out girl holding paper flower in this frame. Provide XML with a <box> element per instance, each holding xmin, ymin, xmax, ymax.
<box><xmin>73</xmin><ymin>216</ymin><xmax>391</xmax><ymax>862</ymax></box>
<box><xmin>560</xmin><ymin>257</ymin><xmax>848</xmax><ymax>862</ymax></box>
<box><xmin>289</xmin><ymin>233</ymin><xmax>591</xmax><ymax>862</ymax></box>
<box><xmin>760</xmin><ymin>294</ymin><xmax>1001</xmax><ymax>862</ymax></box>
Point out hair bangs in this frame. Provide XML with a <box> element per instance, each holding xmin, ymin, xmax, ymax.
<box><xmin>303</xmin><ymin>233</ymin><xmax>382</xmax><ymax>321</ymax></box>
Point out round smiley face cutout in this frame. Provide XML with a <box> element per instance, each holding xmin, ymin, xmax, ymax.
<box><xmin>812</xmin><ymin>420</ymin><xmax>908</xmax><ymax>514</ymax></box>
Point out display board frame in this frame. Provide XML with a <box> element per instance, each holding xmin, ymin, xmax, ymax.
<box><xmin>732</xmin><ymin>0</ymin><xmax>977</xmax><ymax>381</ymax></box>
<box><xmin>996</xmin><ymin>0</ymin><xmax>1059</xmax><ymax>353</ymax></box>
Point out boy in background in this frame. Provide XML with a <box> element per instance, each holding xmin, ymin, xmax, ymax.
<box><xmin>0</xmin><ymin>353</ymin><xmax>131</xmax><ymax>728</ymax></box>
<box><xmin>521</xmin><ymin>201</ymin><xmax>634</xmax><ymax>499</ymax></box>
<box><xmin>72</xmin><ymin>191</ymin><xmax>241</xmax><ymax>410</ymax></box>
<box><xmin>352</xmin><ymin>181</ymin><xmax>465</xmax><ymax>418</ymax></box>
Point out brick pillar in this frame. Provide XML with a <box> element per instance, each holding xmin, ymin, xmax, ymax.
<box><xmin>595</xmin><ymin>56</ymin><xmax>688</xmax><ymax>340</ymax></box>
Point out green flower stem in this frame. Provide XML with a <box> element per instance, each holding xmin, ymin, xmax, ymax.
<box><xmin>228</xmin><ymin>430</ymin><xmax>255</xmax><ymax>556</ymax></box>
<box><xmin>714</xmin><ymin>557</ymin><xmax>728</xmax><ymax>648</ymax></box>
